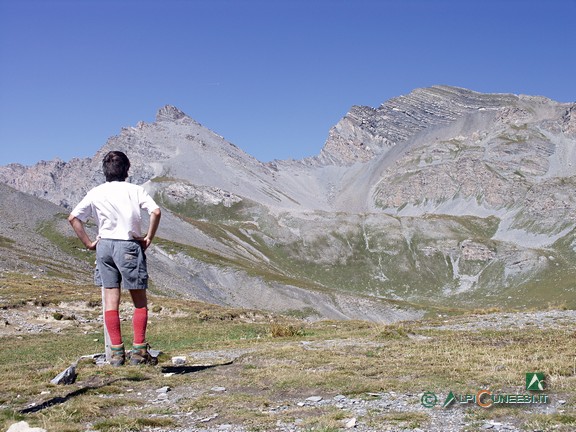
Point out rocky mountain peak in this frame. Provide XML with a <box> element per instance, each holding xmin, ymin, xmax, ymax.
<box><xmin>319</xmin><ymin>85</ymin><xmax>523</xmax><ymax>165</ymax></box>
<box><xmin>156</xmin><ymin>105</ymin><xmax>188</xmax><ymax>122</ymax></box>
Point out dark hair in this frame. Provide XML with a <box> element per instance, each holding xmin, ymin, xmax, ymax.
<box><xmin>102</xmin><ymin>151</ymin><xmax>130</xmax><ymax>182</ymax></box>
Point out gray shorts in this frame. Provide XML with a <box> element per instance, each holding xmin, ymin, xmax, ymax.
<box><xmin>95</xmin><ymin>239</ymin><xmax>148</xmax><ymax>289</ymax></box>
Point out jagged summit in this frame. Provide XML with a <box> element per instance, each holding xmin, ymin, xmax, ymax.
<box><xmin>319</xmin><ymin>85</ymin><xmax>528</xmax><ymax>164</ymax></box>
<box><xmin>155</xmin><ymin>105</ymin><xmax>188</xmax><ymax>122</ymax></box>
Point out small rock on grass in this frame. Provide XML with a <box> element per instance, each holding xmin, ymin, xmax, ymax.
<box><xmin>50</xmin><ymin>364</ymin><xmax>77</xmax><ymax>385</ymax></box>
<box><xmin>211</xmin><ymin>386</ymin><xmax>226</xmax><ymax>392</ymax></box>
<box><xmin>344</xmin><ymin>417</ymin><xmax>357</xmax><ymax>428</ymax></box>
<box><xmin>172</xmin><ymin>355</ymin><xmax>187</xmax><ymax>365</ymax></box>
<box><xmin>7</xmin><ymin>421</ymin><xmax>47</xmax><ymax>432</ymax></box>
<box><xmin>306</xmin><ymin>396</ymin><xmax>323</xmax><ymax>402</ymax></box>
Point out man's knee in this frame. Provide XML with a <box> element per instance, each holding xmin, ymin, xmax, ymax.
<box><xmin>104</xmin><ymin>287</ymin><xmax>121</xmax><ymax>310</ymax></box>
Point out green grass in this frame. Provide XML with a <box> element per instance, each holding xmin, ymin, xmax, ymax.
<box><xmin>1</xmin><ymin>272</ymin><xmax>574</xmax><ymax>431</ymax></box>
<box><xmin>0</xmin><ymin>235</ymin><xmax>15</xmax><ymax>248</ymax></box>
<box><xmin>36</xmin><ymin>216</ymin><xmax>95</xmax><ymax>264</ymax></box>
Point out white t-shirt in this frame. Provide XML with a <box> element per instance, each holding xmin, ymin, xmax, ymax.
<box><xmin>70</xmin><ymin>181</ymin><xmax>160</xmax><ymax>240</ymax></box>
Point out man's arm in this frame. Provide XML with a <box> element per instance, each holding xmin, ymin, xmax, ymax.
<box><xmin>141</xmin><ymin>208</ymin><xmax>161</xmax><ymax>250</ymax></box>
<box><xmin>68</xmin><ymin>214</ymin><xmax>98</xmax><ymax>250</ymax></box>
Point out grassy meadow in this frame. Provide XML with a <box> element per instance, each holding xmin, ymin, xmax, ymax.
<box><xmin>0</xmin><ymin>272</ymin><xmax>575</xmax><ymax>432</ymax></box>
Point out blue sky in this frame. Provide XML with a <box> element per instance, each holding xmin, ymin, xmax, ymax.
<box><xmin>1</xmin><ymin>0</ymin><xmax>575</xmax><ymax>166</ymax></box>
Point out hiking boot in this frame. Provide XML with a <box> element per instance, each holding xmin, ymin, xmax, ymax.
<box><xmin>129</xmin><ymin>343</ymin><xmax>158</xmax><ymax>366</ymax></box>
<box><xmin>110</xmin><ymin>344</ymin><xmax>125</xmax><ymax>367</ymax></box>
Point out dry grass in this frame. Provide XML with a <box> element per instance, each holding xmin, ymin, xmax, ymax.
<box><xmin>268</xmin><ymin>322</ymin><xmax>305</xmax><ymax>338</ymax></box>
<box><xmin>1</xmin><ymin>272</ymin><xmax>575</xmax><ymax>431</ymax></box>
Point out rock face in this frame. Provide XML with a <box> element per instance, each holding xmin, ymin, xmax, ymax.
<box><xmin>0</xmin><ymin>157</ymin><xmax>96</xmax><ymax>209</ymax></box>
<box><xmin>2</xmin><ymin>87</ymin><xmax>576</xmax><ymax>318</ymax></box>
<box><xmin>318</xmin><ymin>86</ymin><xmax>519</xmax><ymax>164</ymax></box>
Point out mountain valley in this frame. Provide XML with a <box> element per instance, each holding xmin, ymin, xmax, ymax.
<box><xmin>2</xmin><ymin>86</ymin><xmax>575</xmax><ymax>321</ymax></box>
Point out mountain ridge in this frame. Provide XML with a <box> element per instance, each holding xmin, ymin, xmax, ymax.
<box><xmin>2</xmin><ymin>85</ymin><xmax>576</xmax><ymax>320</ymax></box>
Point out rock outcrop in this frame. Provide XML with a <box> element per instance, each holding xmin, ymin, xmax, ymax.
<box><xmin>318</xmin><ymin>86</ymin><xmax>519</xmax><ymax>164</ymax></box>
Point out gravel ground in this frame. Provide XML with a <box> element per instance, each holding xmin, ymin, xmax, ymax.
<box><xmin>108</xmin><ymin>311</ymin><xmax>574</xmax><ymax>432</ymax></box>
<box><xmin>423</xmin><ymin>310</ymin><xmax>576</xmax><ymax>332</ymax></box>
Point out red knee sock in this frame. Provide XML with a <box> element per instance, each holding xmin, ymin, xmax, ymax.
<box><xmin>104</xmin><ymin>310</ymin><xmax>122</xmax><ymax>346</ymax></box>
<box><xmin>133</xmin><ymin>307</ymin><xmax>148</xmax><ymax>345</ymax></box>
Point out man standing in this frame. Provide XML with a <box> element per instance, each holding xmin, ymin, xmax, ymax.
<box><xmin>68</xmin><ymin>151</ymin><xmax>161</xmax><ymax>366</ymax></box>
